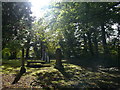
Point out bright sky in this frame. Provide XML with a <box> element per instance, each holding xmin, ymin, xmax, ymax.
<box><xmin>29</xmin><ymin>0</ymin><xmax>118</xmax><ymax>30</ymax></box>
<box><xmin>29</xmin><ymin>0</ymin><xmax>51</xmax><ymax>19</ymax></box>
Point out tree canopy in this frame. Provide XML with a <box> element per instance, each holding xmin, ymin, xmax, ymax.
<box><xmin>1</xmin><ymin>2</ymin><xmax>120</xmax><ymax>89</ymax></box>
<box><xmin>2</xmin><ymin>2</ymin><xmax>120</xmax><ymax>63</ymax></box>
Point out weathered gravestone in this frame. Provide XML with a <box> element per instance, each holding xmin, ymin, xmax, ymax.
<box><xmin>55</xmin><ymin>48</ymin><xmax>63</xmax><ymax>69</ymax></box>
<box><xmin>41</xmin><ymin>47</ymin><xmax>50</xmax><ymax>63</ymax></box>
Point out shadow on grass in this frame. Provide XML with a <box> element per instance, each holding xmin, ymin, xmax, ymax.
<box><xmin>12</xmin><ymin>66</ymin><xmax>26</xmax><ymax>84</ymax></box>
<box><xmin>68</xmin><ymin>56</ymin><xmax>119</xmax><ymax>73</ymax></box>
<box><xmin>2</xmin><ymin>59</ymin><xmax>21</xmax><ymax>68</ymax></box>
<box><xmin>55</xmin><ymin>67</ymin><xmax>72</xmax><ymax>79</ymax></box>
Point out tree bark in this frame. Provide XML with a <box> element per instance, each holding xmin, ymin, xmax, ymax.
<box><xmin>117</xmin><ymin>23</ymin><xmax>120</xmax><ymax>67</ymax></box>
<box><xmin>93</xmin><ymin>31</ymin><xmax>99</xmax><ymax>56</ymax></box>
<box><xmin>22</xmin><ymin>48</ymin><xmax>25</xmax><ymax>67</ymax></box>
<box><xmin>41</xmin><ymin>42</ymin><xmax>43</xmax><ymax>59</ymax></box>
<box><xmin>87</xmin><ymin>31</ymin><xmax>94</xmax><ymax>56</ymax></box>
<box><xmin>26</xmin><ymin>39</ymin><xmax>30</xmax><ymax>59</ymax></box>
<box><xmin>83</xmin><ymin>34</ymin><xmax>88</xmax><ymax>54</ymax></box>
<box><xmin>101</xmin><ymin>23</ymin><xmax>109</xmax><ymax>55</ymax></box>
<box><xmin>33</xmin><ymin>44</ymin><xmax>40</xmax><ymax>59</ymax></box>
<box><xmin>26</xmin><ymin>47</ymin><xmax>29</xmax><ymax>59</ymax></box>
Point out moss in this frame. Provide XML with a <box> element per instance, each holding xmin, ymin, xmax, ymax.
<box><xmin>2</xmin><ymin>59</ymin><xmax>120</xmax><ymax>88</ymax></box>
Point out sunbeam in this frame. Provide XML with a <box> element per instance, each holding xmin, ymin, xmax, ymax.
<box><xmin>29</xmin><ymin>0</ymin><xmax>50</xmax><ymax>18</ymax></box>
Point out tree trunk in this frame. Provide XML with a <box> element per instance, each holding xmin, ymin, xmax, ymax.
<box><xmin>101</xmin><ymin>23</ymin><xmax>108</xmax><ymax>55</ymax></box>
<box><xmin>26</xmin><ymin>47</ymin><xmax>29</xmax><ymax>59</ymax></box>
<box><xmin>93</xmin><ymin>31</ymin><xmax>99</xmax><ymax>56</ymax></box>
<box><xmin>87</xmin><ymin>31</ymin><xmax>94</xmax><ymax>56</ymax></box>
<box><xmin>22</xmin><ymin>48</ymin><xmax>25</xmax><ymax>67</ymax></box>
<box><xmin>41</xmin><ymin>42</ymin><xmax>43</xmax><ymax>59</ymax></box>
<box><xmin>33</xmin><ymin>45</ymin><xmax>40</xmax><ymax>59</ymax></box>
<box><xmin>83</xmin><ymin>34</ymin><xmax>88</xmax><ymax>54</ymax></box>
<box><xmin>117</xmin><ymin>23</ymin><xmax>120</xmax><ymax>68</ymax></box>
<box><xmin>26</xmin><ymin>39</ymin><xmax>30</xmax><ymax>59</ymax></box>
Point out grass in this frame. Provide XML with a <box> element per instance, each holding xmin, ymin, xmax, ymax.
<box><xmin>1</xmin><ymin>59</ymin><xmax>120</xmax><ymax>89</ymax></box>
<box><xmin>2</xmin><ymin>59</ymin><xmax>21</xmax><ymax>66</ymax></box>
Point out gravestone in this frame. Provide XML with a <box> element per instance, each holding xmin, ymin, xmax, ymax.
<box><xmin>41</xmin><ymin>46</ymin><xmax>50</xmax><ymax>63</ymax></box>
<box><xmin>55</xmin><ymin>48</ymin><xmax>63</xmax><ymax>69</ymax></box>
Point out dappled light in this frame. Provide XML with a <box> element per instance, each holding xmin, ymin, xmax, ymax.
<box><xmin>1</xmin><ymin>1</ymin><xmax>120</xmax><ymax>89</ymax></box>
<box><xmin>1</xmin><ymin>60</ymin><xmax>120</xmax><ymax>88</ymax></box>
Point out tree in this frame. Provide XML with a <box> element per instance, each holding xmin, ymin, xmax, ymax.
<box><xmin>46</xmin><ymin>2</ymin><xmax>119</xmax><ymax>59</ymax></box>
<box><xmin>2</xmin><ymin>2</ymin><xmax>34</xmax><ymax>59</ymax></box>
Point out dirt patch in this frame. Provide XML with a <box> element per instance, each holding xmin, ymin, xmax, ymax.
<box><xmin>2</xmin><ymin>74</ymin><xmax>36</xmax><ymax>89</ymax></box>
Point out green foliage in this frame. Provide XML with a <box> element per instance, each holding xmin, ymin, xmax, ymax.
<box><xmin>16</xmin><ymin>50</ymin><xmax>22</xmax><ymax>58</ymax></box>
<box><xmin>2</xmin><ymin>2</ymin><xmax>34</xmax><ymax>59</ymax></box>
<box><xmin>2</xmin><ymin>48</ymin><xmax>11</xmax><ymax>59</ymax></box>
<box><xmin>2</xmin><ymin>2</ymin><xmax>33</xmax><ymax>47</ymax></box>
<box><xmin>44</xmin><ymin>2</ymin><xmax>119</xmax><ymax>59</ymax></box>
<box><xmin>2</xmin><ymin>2</ymin><xmax>119</xmax><ymax>61</ymax></box>
<box><xmin>1</xmin><ymin>2</ymin><xmax>120</xmax><ymax>89</ymax></box>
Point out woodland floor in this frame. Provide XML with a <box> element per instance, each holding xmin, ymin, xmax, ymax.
<box><xmin>1</xmin><ymin>59</ymin><xmax>120</xmax><ymax>89</ymax></box>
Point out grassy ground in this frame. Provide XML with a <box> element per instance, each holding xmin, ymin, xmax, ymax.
<box><xmin>1</xmin><ymin>59</ymin><xmax>120</xmax><ymax>89</ymax></box>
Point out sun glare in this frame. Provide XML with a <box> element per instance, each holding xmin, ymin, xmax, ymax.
<box><xmin>29</xmin><ymin>0</ymin><xmax>50</xmax><ymax>19</ymax></box>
